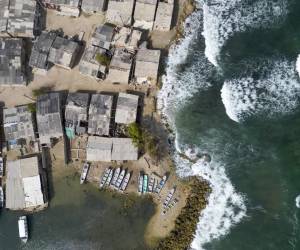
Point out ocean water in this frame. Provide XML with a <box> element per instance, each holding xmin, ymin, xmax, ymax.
<box><xmin>159</xmin><ymin>0</ymin><xmax>300</xmax><ymax>249</ymax></box>
<box><xmin>0</xmin><ymin>169</ymin><xmax>154</xmax><ymax>250</ymax></box>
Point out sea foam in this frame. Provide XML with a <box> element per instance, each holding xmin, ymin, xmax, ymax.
<box><xmin>297</xmin><ymin>55</ymin><xmax>300</xmax><ymax>78</ymax></box>
<box><xmin>158</xmin><ymin>5</ymin><xmax>246</xmax><ymax>250</ymax></box>
<box><xmin>221</xmin><ymin>59</ymin><xmax>300</xmax><ymax>122</ymax></box>
<box><xmin>203</xmin><ymin>0</ymin><xmax>288</xmax><ymax>66</ymax></box>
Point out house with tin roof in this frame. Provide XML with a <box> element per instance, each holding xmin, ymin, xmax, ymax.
<box><xmin>133</xmin><ymin>0</ymin><xmax>158</xmax><ymax>30</ymax></box>
<box><xmin>0</xmin><ymin>38</ymin><xmax>26</xmax><ymax>85</ymax></box>
<box><xmin>65</xmin><ymin>93</ymin><xmax>90</xmax><ymax>139</ymax></box>
<box><xmin>88</xmin><ymin>94</ymin><xmax>113</xmax><ymax>136</ymax></box>
<box><xmin>153</xmin><ymin>0</ymin><xmax>174</xmax><ymax>31</ymax></box>
<box><xmin>107</xmin><ymin>48</ymin><xmax>133</xmax><ymax>84</ymax></box>
<box><xmin>3</xmin><ymin>105</ymin><xmax>36</xmax><ymax>149</ymax></box>
<box><xmin>115</xmin><ymin>93</ymin><xmax>139</xmax><ymax>124</ymax></box>
<box><xmin>41</xmin><ymin>0</ymin><xmax>80</xmax><ymax>17</ymax></box>
<box><xmin>81</xmin><ymin>0</ymin><xmax>107</xmax><ymax>14</ymax></box>
<box><xmin>91</xmin><ymin>23</ymin><xmax>115</xmax><ymax>50</ymax></box>
<box><xmin>106</xmin><ymin>0</ymin><xmax>135</xmax><ymax>26</ymax></box>
<box><xmin>36</xmin><ymin>93</ymin><xmax>63</xmax><ymax>146</ymax></box>
<box><xmin>112</xmin><ymin>27</ymin><xmax>142</xmax><ymax>52</ymax></box>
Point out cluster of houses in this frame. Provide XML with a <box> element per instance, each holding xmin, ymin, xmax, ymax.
<box><xmin>2</xmin><ymin>90</ymin><xmax>140</xmax><ymax>210</ymax></box>
<box><xmin>0</xmin><ymin>0</ymin><xmax>173</xmax><ymax>86</ymax></box>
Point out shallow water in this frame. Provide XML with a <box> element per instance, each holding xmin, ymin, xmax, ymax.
<box><xmin>0</xmin><ymin>169</ymin><xmax>154</xmax><ymax>250</ymax></box>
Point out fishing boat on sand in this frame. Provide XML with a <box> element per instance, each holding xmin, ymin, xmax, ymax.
<box><xmin>115</xmin><ymin>169</ymin><xmax>126</xmax><ymax>189</ymax></box>
<box><xmin>18</xmin><ymin>216</ymin><xmax>28</xmax><ymax>243</ymax></box>
<box><xmin>143</xmin><ymin>174</ymin><xmax>148</xmax><ymax>193</ymax></box>
<box><xmin>0</xmin><ymin>186</ymin><xmax>4</xmax><ymax>208</ymax></box>
<box><xmin>138</xmin><ymin>173</ymin><xmax>143</xmax><ymax>194</ymax></box>
<box><xmin>163</xmin><ymin>187</ymin><xmax>176</xmax><ymax>209</ymax></box>
<box><xmin>155</xmin><ymin>175</ymin><xmax>167</xmax><ymax>193</ymax></box>
<box><xmin>110</xmin><ymin>167</ymin><xmax>120</xmax><ymax>186</ymax></box>
<box><xmin>148</xmin><ymin>176</ymin><xmax>155</xmax><ymax>192</ymax></box>
<box><xmin>105</xmin><ymin>169</ymin><xmax>114</xmax><ymax>186</ymax></box>
<box><xmin>80</xmin><ymin>162</ymin><xmax>90</xmax><ymax>184</ymax></box>
<box><xmin>99</xmin><ymin>167</ymin><xmax>111</xmax><ymax>188</ymax></box>
<box><xmin>120</xmin><ymin>172</ymin><xmax>131</xmax><ymax>191</ymax></box>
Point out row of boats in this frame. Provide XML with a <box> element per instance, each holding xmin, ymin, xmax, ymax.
<box><xmin>162</xmin><ymin>187</ymin><xmax>178</xmax><ymax>215</ymax></box>
<box><xmin>99</xmin><ymin>167</ymin><xmax>131</xmax><ymax>191</ymax></box>
<box><xmin>138</xmin><ymin>173</ymin><xmax>167</xmax><ymax>194</ymax></box>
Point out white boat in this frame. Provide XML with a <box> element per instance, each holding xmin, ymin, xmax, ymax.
<box><xmin>0</xmin><ymin>186</ymin><xmax>4</xmax><ymax>208</ymax></box>
<box><xmin>163</xmin><ymin>188</ymin><xmax>176</xmax><ymax>209</ymax></box>
<box><xmin>18</xmin><ymin>216</ymin><xmax>28</xmax><ymax>243</ymax></box>
<box><xmin>120</xmin><ymin>172</ymin><xmax>131</xmax><ymax>191</ymax></box>
<box><xmin>0</xmin><ymin>157</ymin><xmax>3</xmax><ymax>178</ymax></box>
<box><xmin>148</xmin><ymin>177</ymin><xmax>155</xmax><ymax>192</ymax></box>
<box><xmin>110</xmin><ymin>167</ymin><xmax>120</xmax><ymax>186</ymax></box>
<box><xmin>115</xmin><ymin>169</ymin><xmax>126</xmax><ymax>189</ymax></box>
<box><xmin>99</xmin><ymin>168</ymin><xmax>111</xmax><ymax>188</ymax></box>
<box><xmin>105</xmin><ymin>169</ymin><xmax>114</xmax><ymax>186</ymax></box>
<box><xmin>155</xmin><ymin>175</ymin><xmax>167</xmax><ymax>193</ymax></box>
<box><xmin>80</xmin><ymin>162</ymin><xmax>90</xmax><ymax>184</ymax></box>
<box><xmin>296</xmin><ymin>195</ymin><xmax>300</xmax><ymax>208</ymax></box>
<box><xmin>138</xmin><ymin>173</ymin><xmax>143</xmax><ymax>194</ymax></box>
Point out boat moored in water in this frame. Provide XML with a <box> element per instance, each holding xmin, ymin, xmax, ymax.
<box><xmin>80</xmin><ymin>162</ymin><xmax>90</xmax><ymax>184</ymax></box>
<box><xmin>0</xmin><ymin>186</ymin><xmax>4</xmax><ymax>208</ymax></box>
<box><xmin>18</xmin><ymin>216</ymin><xmax>28</xmax><ymax>243</ymax></box>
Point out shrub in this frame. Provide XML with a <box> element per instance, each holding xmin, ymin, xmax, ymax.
<box><xmin>27</xmin><ymin>103</ymin><xmax>36</xmax><ymax>113</ymax></box>
<box><xmin>95</xmin><ymin>53</ymin><xmax>110</xmax><ymax>66</ymax></box>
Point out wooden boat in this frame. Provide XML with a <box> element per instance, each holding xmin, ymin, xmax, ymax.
<box><xmin>138</xmin><ymin>173</ymin><xmax>143</xmax><ymax>194</ymax></box>
<box><xmin>120</xmin><ymin>172</ymin><xmax>131</xmax><ymax>191</ymax></box>
<box><xmin>80</xmin><ymin>162</ymin><xmax>90</xmax><ymax>184</ymax></box>
<box><xmin>142</xmin><ymin>174</ymin><xmax>148</xmax><ymax>193</ymax></box>
<box><xmin>115</xmin><ymin>169</ymin><xmax>126</xmax><ymax>189</ymax></box>
<box><xmin>0</xmin><ymin>186</ymin><xmax>4</xmax><ymax>208</ymax></box>
<box><xmin>110</xmin><ymin>167</ymin><xmax>120</xmax><ymax>186</ymax></box>
<box><xmin>99</xmin><ymin>167</ymin><xmax>111</xmax><ymax>188</ymax></box>
<box><xmin>105</xmin><ymin>169</ymin><xmax>114</xmax><ymax>186</ymax></box>
<box><xmin>148</xmin><ymin>176</ymin><xmax>155</xmax><ymax>193</ymax></box>
<box><xmin>0</xmin><ymin>157</ymin><xmax>3</xmax><ymax>178</ymax></box>
<box><xmin>163</xmin><ymin>188</ymin><xmax>176</xmax><ymax>209</ymax></box>
<box><xmin>155</xmin><ymin>175</ymin><xmax>167</xmax><ymax>193</ymax></box>
<box><xmin>18</xmin><ymin>216</ymin><xmax>28</xmax><ymax>243</ymax></box>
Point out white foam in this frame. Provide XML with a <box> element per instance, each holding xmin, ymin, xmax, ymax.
<box><xmin>203</xmin><ymin>0</ymin><xmax>288</xmax><ymax>66</ymax></box>
<box><xmin>221</xmin><ymin>59</ymin><xmax>300</xmax><ymax>122</ymax></box>
<box><xmin>295</xmin><ymin>195</ymin><xmax>300</xmax><ymax>208</ymax></box>
<box><xmin>297</xmin><ymin>55</ymin><xmax>300</xmax><ymax>78</ymax></box>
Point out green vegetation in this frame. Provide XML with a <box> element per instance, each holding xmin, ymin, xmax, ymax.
<box><xmin>155</xmin><ymin>177</ymin><xmax>211</xmax><ymax>250</ymax></box>
<box><xmin>95</xmin><ymin>53</ymin><xmax>110</xmax><ymax>66</ymax></box>
<box><xmin>127</xmin><ymin>123</ymin><xmax>160</xmax><ymax>160</ymax></box>
<box><xmin>27</xmin><ymin>103</ymin><xmax>36</xmax><ymax>113</ymax></box>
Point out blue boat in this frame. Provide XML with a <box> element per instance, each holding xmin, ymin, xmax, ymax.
<box><xmin>142</xmin><ymin>174</ymin><xmax>148</xmax><ymax>193</ymax></box>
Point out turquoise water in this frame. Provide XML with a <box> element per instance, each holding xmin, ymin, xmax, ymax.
<box><xmin>161</xmin><ymin>0</ymin><xmax>300</xmax><ymax>249</ymax></box>
<box><xmin>0</xmin><ymin>170</ymin><xmax>154</xmax><ymax>250</ymax></box>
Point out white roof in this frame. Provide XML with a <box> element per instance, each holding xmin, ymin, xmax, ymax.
<box><xmin>23</xmin><ymin>176</ymin><xmax>44</xmax><ymax>208</ymax></box>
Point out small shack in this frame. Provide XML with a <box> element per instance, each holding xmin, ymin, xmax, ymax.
<box><xmin>6</xmin><ymin>157</ymin><xmax>46</xmax><ymax>211</ymax></box>
<box><xmin>48</xmin><ymin>36</ymin><xmax>81</xmax><ymax>70</ymax></box>
<box><xmin>0</xmin><ymin>38</ymin><xmax>26</xmax><ymax>85</ymax></box>
<box><xmin>112</xmin><ymin>27</ymin><xmax>142</xmax><ymax>52</ymax></box>
<box><xmin>65</xmin><ymin>93</ymin><xmax>90</xmax><ymax>139</ymax></box>
<box><xmin>107</xmin><ymin>48</ymin><xmax>133</xmax><ymax>84</ymax></box>
<box><xmin>115</xmin><ymin>93</ymin><xmax>139</xmax><ymax>124</ymax></box>
<box><xmin>134</xmin><ymin>47</ymin><xmax>161</xmax><ymax>84</ymax></box>
<box><xmin>106</xmin><ymin>0</ymin><xmax>135</xmax><ymax>26</ymax></box>
<box><xmin>3</xmin><ymin>105</ymin><xmax>36</xmax><ymax>149</ymax></box>
<box><xmin>41</xmin><ymin>0</ymin><xmax>80</xmax><ymax>17</ymax></box>
<box><xmin>88</xmin><ymin>94</ymin><xmax>113</xmax><ymax>136</ymax></box>
<box><xmin>81</xmin><ymin>0</ymin><xmax>107</xmax><ymax>14</ymax></box>
<box><xmin>79</xmin><ymin>45</ymin><xmax>108</xmax><ymax>80</ymax></box>
<box><xmin>153</xmin><ymin>0</ymin><xmax>174</xmax><ymax>31</ymax></box>
<box><xmin>29</xmin><ymin>31</ymin><xmax>58</xmax><ymax>74</ymax></box>
<box><xmin>86</xmin><ymin>136</ymin><xmax>138</xmax><ymax>162</ymax></box>
<box><xmin>133</xmin><ymin>0</ymin><xmax>158</xmax><ymax>30</ymax></box>
<box><xmin>36</xmin><ymin>93</ymin><xmax>63</xmax><ymax>146</ymax></box>
<box><xmin>91</xmin><ymin>23</ymin><xmax>115</xmax><ymax>50</ymax></box>
<box><xmin>0</xmin><ymin>0</ymin><xmax>37</xmax><ymax>38</ymax></box>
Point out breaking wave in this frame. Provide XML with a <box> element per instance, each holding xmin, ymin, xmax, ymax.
<box><xmin>158</xmin><ymin>5</ymin><xmax>247</xmax><ymax>250</ymax></box>
<box><xmin>202</xmin><ymin>0</ymin><xmax>289</xmax><ymax>66</ymax></box>
<box><xmin>221</xmin><ymin>59</ymin><xmax>300</xmax><ymax>122</ymax></box>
